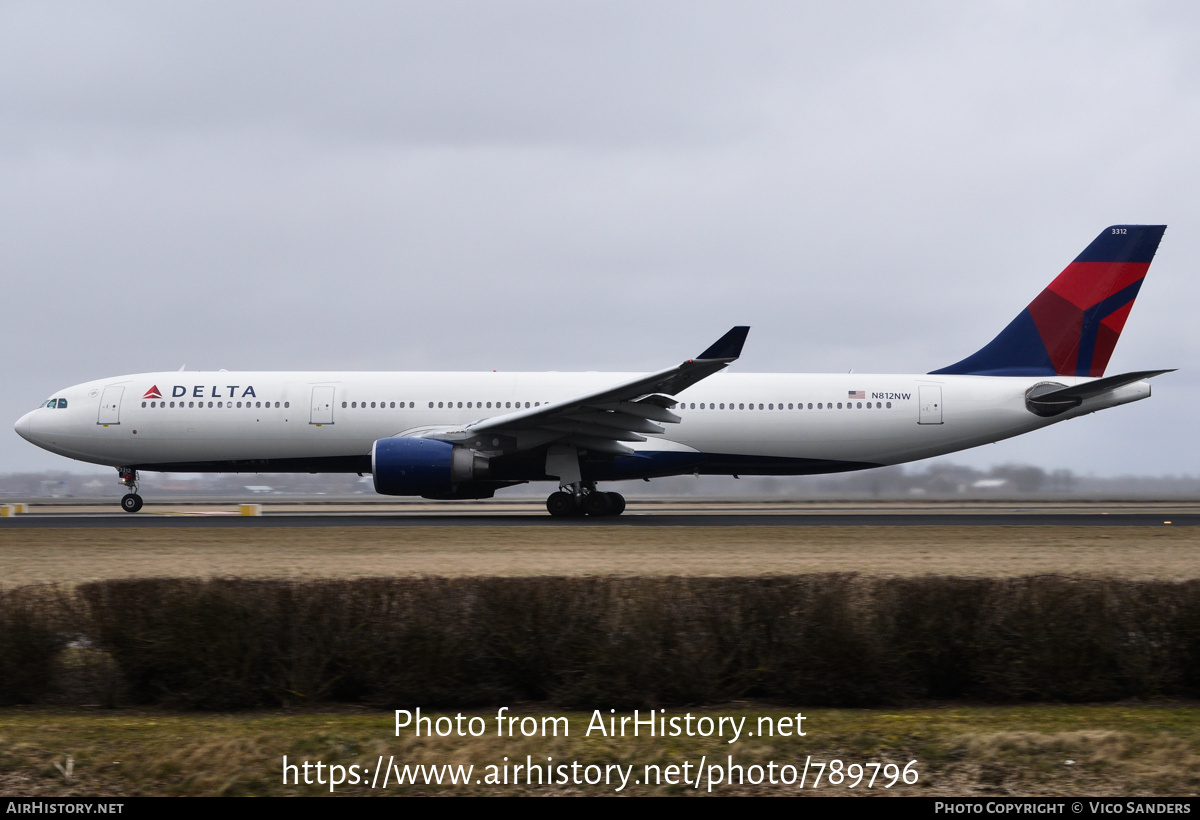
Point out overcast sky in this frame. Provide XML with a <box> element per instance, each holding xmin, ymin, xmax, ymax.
<box><xmin>2</xmin><ymin>1</ymin><xmax>1197</xmax><ymax>479</ymax></box>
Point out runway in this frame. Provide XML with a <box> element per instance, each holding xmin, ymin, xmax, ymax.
<box><xmin>1</xmin><ymin>499</ymin><xmax>1196</xmax><ymax>527</ymax></box>
<box><xmin>3</xmin><ymin>499</ymin><xmax>1197</xmax><ymax>586</ymax></box>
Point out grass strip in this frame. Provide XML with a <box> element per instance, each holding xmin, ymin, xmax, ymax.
<box><xmin>2</xmin><ymin>704</ymin><xmax>1198</xmax><ymax>796</ymax></box>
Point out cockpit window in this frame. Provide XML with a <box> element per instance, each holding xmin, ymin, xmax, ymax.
<box><xmin>57</xmin><ymin>399</ymin><xmax>67</xmax><ymax>408</ymax></box>
<box><xmin>43</xmin><ymin>398</ymin><xmax>67</xmax><ymax>409</ymax></box>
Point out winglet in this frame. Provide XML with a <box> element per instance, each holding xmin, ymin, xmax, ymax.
<box><xmin>697</xmin><ymin>326</ymin><xmax>750</xmax><ymax>361</ymax></box>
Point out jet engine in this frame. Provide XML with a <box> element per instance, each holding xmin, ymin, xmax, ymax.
<box><xmin>371</xmin><ymin>437</ymin><xmax>489</xmax><ymax>496</ymax></box>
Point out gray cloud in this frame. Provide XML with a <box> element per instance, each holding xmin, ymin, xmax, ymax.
<box><xmin>3</xmin><ymin>1</ymin><xmax>1196</xmax><ymax>477</ymax></box>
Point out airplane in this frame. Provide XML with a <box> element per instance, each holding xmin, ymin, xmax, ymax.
<box><xmin>15</xmin><ymin>225</ymin><xmax>1170</xmax><ymax>517</ymax></box>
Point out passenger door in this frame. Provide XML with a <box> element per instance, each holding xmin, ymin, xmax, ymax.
<box><xmin>310</xmin><ymin>386</ymin><xmax>336</xmax><ymax>425</ymax></box>
<box><xmin>97</xmin><ymin>386</ymin><xmax>124</xmax><ymax>425</ymax></box>
<box><xmin>918</xmin><ymin>385</ymin><xmax>943</xmax><ymax>425</ymax></box>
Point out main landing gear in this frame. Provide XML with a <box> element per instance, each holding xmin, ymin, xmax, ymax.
<box><xmin>545</xmin><ymin>486</ymin><xmax>626</xmax><ymax>518</ymax></box>
<box><xmin>118</xmin><ymin>467</ymin><xmax>143</xmax><ymax>513</ymax></box>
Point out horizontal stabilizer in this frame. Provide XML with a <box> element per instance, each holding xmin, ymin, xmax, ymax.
<box><xmin>1026</xmin><ymin>369</ymin><xmax>1173</xmax><ymax>417</ymax></box>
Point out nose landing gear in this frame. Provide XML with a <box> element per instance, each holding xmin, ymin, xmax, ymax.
<box><xmin>118</xmin><ymin>467</ymin><xmax>143</xmax><ymax>513</ymax></box>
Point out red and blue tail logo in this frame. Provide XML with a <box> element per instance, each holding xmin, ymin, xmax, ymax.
<box><xmin>932</xmin><ymin>225</ymin><xmax>1166</xmax><ymax>377</ymax></box>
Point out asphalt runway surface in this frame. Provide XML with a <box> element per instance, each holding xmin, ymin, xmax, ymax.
<box><xmin>1</xmin><ymin>500</ymin><xmax>1195</xmax><ymax>528</ymax></box>
<box><xmin>4</xmin><ymin>500</ymin><xmax>1196</xmax><ymax>585</ymax></box>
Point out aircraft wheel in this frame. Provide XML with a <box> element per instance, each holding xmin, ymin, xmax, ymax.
<box><xmin>121</xmin><ymin>493</ymin><xmax>143</xmax><ymax>513</ymax></box>
<box><xmin>584</xmin><ymin>491</ymin><xmax>614</xmax><ymax>517</ymax></box>
<box><xmin>607</xmin><ymin>492</ymin><xmax>626</xmax><ymax>516</ymax></box>
<box><xmin>546</xmin><ymin>492</ymin><xmax>574</xmax><ymax>517</ymax></box>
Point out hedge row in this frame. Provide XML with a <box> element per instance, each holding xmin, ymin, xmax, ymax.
<box><xmin>2</xmin><ymin>576</ymin><xmax>1198</xmax><ymax>708</ymax></box>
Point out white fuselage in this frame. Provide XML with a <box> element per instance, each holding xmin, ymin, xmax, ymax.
<box><xmin>14</xmin><ymin>370</ymin><xmax>1150</xmax><ymax>482</ymax></box>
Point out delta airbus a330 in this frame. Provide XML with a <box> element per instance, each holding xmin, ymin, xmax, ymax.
<box><xmin>16</xmin><ymin>225</ymin><xmax>1170</xmax><ymax>516</ymax></box>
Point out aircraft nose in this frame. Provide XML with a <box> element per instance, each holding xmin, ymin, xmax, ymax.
<box><xmin>14</xmin><ymin>411</ymin><xmax>36</xmax><ymax>443</ymax></box>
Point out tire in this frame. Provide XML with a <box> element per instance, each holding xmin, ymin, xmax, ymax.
<box><xmin>584</xmin><ymin>491</ymin><xmax>614</xmax><ymax>516</ymax></box>
<box><xmin>546</xmin><ymin>492</ymin><xmax>574</xmax><ymax>517</ymax></box>
<box><xmin>607</xmin><ymin>492</ymin><xmax>626</xmax><ymax>516</ymax></box>
<box><xmin>120</xmin><ymin>493</ymin><xmax>143</xmax><ymax>513</ymax></box>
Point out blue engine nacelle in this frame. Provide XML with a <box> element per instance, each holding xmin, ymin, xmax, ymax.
<box><xmin>371</xmin><ymin>437</ymin><xmax>489</xmax><ymax>496</ymax></box>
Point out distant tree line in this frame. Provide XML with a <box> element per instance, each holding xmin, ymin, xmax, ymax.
<box><xmin>2</xmin><ymin>463</ymin><xmax>1198</xmax><ymax>499</ymax></box>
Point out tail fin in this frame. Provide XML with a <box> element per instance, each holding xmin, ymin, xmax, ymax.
<box><xmin>932</xmin><ymin>225</ymin><xmax>1166</xmax><ymax>377</ymax></box>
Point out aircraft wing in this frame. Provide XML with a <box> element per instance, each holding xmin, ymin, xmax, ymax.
<box><xmin>426</xmin><ymin>326</ymin><xmax>749</xmax><ymax>455</ymax></box>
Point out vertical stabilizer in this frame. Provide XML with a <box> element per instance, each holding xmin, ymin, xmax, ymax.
<box><xmin>932</xmin><ymin>225</ymin><xmax>1165</xmax><ymax>377</ymax></box>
